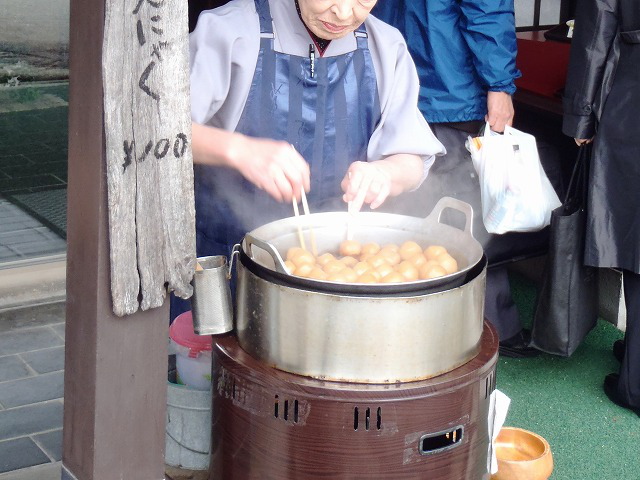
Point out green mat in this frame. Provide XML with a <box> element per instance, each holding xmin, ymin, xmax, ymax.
<box><xmin>4</xmin><ymin>188</ymin><xmax>67</xmax><ymax>239</ymax></box>
<box><xmin>503</xmin><ymin>272</ymin><xmax>639</xmax><ymax>479</ymax></box>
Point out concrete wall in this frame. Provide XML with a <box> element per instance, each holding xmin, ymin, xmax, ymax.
<box><xmin>0</xmin><ymin>0</ymin><xmax>69</xmax><ymax>49</ymax></box>
<box><xmin>0</xmin><ymin>0</ymin><xmax>69</xmax><ymax>80</ymax></box>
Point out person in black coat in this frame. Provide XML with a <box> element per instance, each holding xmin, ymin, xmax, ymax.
<box><xmin>563</xmin><ymin>0</ymin><xmax>640</xmax><ymax>416</ymax></box>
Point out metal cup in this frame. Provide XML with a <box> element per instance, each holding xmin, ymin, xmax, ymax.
<box><xmin>191</xmin><ymin>255</ymin><xmax>233</xmax><ymax>335</ymax></box>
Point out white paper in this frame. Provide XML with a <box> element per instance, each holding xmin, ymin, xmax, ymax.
<box><xmin>487</xmin><ymin>389</ymin><xmax>511</xmax><ymax>475</ymax></box>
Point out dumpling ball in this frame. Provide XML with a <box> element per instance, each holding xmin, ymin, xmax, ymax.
<box><xmin>339</xmin><ymin>240</ymin><xmax>362</xmax><ymax>257</ymax></box>
<box><xmin>291</xmin><ymin>250</ymin><xmax>316</xmax><ymax>268</ymax></box>
<box><xmin>360</xmin><ymin>242</ymin><xmax>381</xmax><ymax>257</ymax></box>
<box><xmin>399</xmin><ymin>241</ymin><xmax>423</xmax><ymax>261</ymax></box>
<box><xmin>424</xmin><ymin>245</ymin><xmax>448</xmax><ymax>260</ymax></box>
<box><xmin>397</xmin><ymin>260</ymin><xmax>419</xmax><ymax>281</ymax></box>
<box><xmin>437</xmin><ymin>253</ymin><xmax>458</xmax><ymax>275</ymax></box>
<box><xmin>419</xmin><ymin>262</ymin><xmax>447</xmax><ymax>279</ymax></box>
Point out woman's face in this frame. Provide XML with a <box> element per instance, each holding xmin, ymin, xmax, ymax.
<box><xmin>297</xmin><ymin>0</ymin><xmax>378</xmax><ymax>40</ymax></box>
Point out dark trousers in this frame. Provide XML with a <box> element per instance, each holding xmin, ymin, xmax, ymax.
<box><xmin>619</xmin><ymin>269</ymin><xmax>640</xmax><ymax>406</ymax></box>
<box><xmin>485</xmin><ymin>267</ymin><xmax>522</xmax><ymax>340</ymax></box>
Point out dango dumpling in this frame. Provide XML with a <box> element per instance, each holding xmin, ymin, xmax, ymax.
<box><xmin>293</xmin><ymin>263</ymin><xmax>314</xmax><ymax>278</ymax></box>
<box><xmin>340</xmin><ymin>256</ymin><xmax>358</xmax><ymax>267</ymax></box>
<box><xmin>437</xmin><ymin>253</ymin><xmax>458</xmax><ymax>275</ymax></box>
<box><xmin>399</xmin><ymin>241</ymin><xmax>423</xmax><ymax>260</ymax></box>
<box><xmin>323</xmin><ymin>259</ymin><xmax>346</xmax><ymax>275</ymax></box>
<box><xmin>341</xmin><ymin>267</ymin><xmax>359</xmax><ymax>283</ymax></box>
<box><xmin>381</xmin><ymin>271</ymin><xmax>406</xmax><ymax>283</ymax></box>
<box><xmin>375</xmin><ymin>261</ymin><xmax>394</xmax><ymax>279</ymax></box>
<box><xmin>339</xmin><ymin>240</ymin><xmax>362</xmax><ymax>257</ymax></box>
<box><xmin>286</xmin><ymin>247</ymin><xmax>307</xmax><ymax>261</ymax></box>
<box><xmin>357</xmin><ymin>272</ymin><xmax>379</xmax><ymax>284</ymax></box>
<box><xmin>408</xmin><ymin>252</ymin><xmax>428</xmax><ymax>268</ymax></box>
<box><xmin>419</xmin><ymin>262</ymin><xmax>447</xmax><ymax>279</ymax></box>
<box><xmin>307</xmin><ymin>267</ymin><xmax>329</xmax><ymax>280</ymax></box>
<box><xmin>316</xmin><ymin>252</ymin><xmax>336</xmax><ymax>266</ymax></box>
<box><xmin>284</xmin><ymin>260</ymin><xmax>296</xmax><ymax>274</ymax></box>
<box><xmin>291</xmin><ymin>250</ymin><xmax>316</xmax><ymax>268</ymax></box>
<box><xmin>379</xmin><ymin>246</ymin><xmax>401</xmax><ymax>266</ymax></box>
<box><xmin>353</xmin><ymin>261</ymin><xmax>372</xmax><ymax>276</ymax></box>
<box><xmin>361</xmin><ymin>242</ymin><xmax>381</xmax><ymax>257</ymax></box>
<box><xmin>397</xmin><ymin>260</ymin><xmax>419</xmax><ymax>281</ymax></box>
<box><xmin>424</xmin><ymin>245</ymin><xmax>447</xmax><ymax>260</ymax></box>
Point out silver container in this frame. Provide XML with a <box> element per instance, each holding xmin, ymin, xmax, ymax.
<box><xmin>235</xmin><ymin>197</ymin><xmax>487</xmax><ymax>383</ymax></box>
<box><xmin>191</xmin><ymin>255</ymin><xmax>234</xmax><ymax>335</ymax></box>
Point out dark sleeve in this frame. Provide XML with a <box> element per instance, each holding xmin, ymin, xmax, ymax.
<box><xmin>562</xmin><ymin>0</ymin><xmax>619</xmax><ymax>139</ymax></box>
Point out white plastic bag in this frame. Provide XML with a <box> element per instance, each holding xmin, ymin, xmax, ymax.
<box><xmin>466</xmin><ymin>123</ymin><xmax>561</xmax><ymax>234</ymax></box>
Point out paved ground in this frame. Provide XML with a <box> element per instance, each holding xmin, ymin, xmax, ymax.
<box><xmin>0</xmin><ymin>82</ymin><xmax>68</xmax><ymax>263</ymax></box>
<box><xmin>0</xmin><ymin>302</ymin><xmax>65</xmax><ymax>479</ymax></box>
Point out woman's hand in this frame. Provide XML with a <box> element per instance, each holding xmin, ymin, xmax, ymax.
<box><xmin>341</xmin><ymin>161</ymin><xmax>392</xmax><ymax>212</ymax></box>
<box><xmin>341</xmin><ymin>154</ymin><xmax>423</xmax><ymax>212</ymax></box>
<box><xmin>191</xmin><ymin>123</ymin><xmax>310</xmax><ymax>203</ymax></box>
<box><xmin>230</xmin><ymin>136</ymin><xmax>310</xmax><ymax>203</ymax></box>
<box><xmin>486</xmin><ymin>91</ymin><xmax>514</xmax><ymax>133</ymax></box>
<box><xmin>574</xmin><ymin>138</ymin><xmax>593</xmax><ymax>146</ymax></box>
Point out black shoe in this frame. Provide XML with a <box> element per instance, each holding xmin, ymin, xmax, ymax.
<box><xmin>613</xmin><ymin>339</ymin><xmax>625</xmax><ymax>363</ymax></box>
<box><xmin>603</xmin><ymin>373</ymin><xmax>640</xmax><ymax>418</ymax></box>
<box><xmin>499</xmin><ymin>329</ymin><xmax>541</xmax><ymax>358</ymax></box>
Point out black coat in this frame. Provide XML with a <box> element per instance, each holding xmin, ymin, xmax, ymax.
<box><xmin>563</xmin><ymin>0</ymin><xmax>640</xmax><ymax>274</ymax></box>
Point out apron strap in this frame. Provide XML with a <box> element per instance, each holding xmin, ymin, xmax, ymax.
<box><xmin>255</xmin><ymin>0</ymin><xmax>274</xmax><ymax>35</ymax></box>
<box><xmin>354</xmin><ymin>23</ymin><xmax>368</xmax><ymax>49</ymax></box>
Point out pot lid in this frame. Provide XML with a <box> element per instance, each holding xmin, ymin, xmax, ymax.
<box><xmin>169</xmin><ymin>311</ymin><xmax>212</xmax><ymax>356</ymax></box>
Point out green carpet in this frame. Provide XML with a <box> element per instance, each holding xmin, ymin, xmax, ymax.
<box><xmin>502</xmin><ymin>272</ymin><xmax>639</xmax><ymax>479</ymax></box>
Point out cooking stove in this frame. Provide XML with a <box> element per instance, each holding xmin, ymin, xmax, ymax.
<box><xmin>209</xmin><ymin>321</ymin><xmax>497</xmax><ymax>479</ymax></box>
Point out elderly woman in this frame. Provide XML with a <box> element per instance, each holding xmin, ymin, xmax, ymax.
<box><xmin>187</xmin><ymin>0</ymin><xmax>444</xmax><ymax>261</ymax></box>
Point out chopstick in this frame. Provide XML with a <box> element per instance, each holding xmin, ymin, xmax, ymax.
<box><xmin>346</xmin><ymin>200</ymin><xmax>355</xmax><ymax>241</ymax></box>
<box><xmin>292</xmin><ymin>196</ymin><xmax>307</xmax><ymax>251</ymax></box>
<box><xmin>299</xmin><ymin>188</ymin><xmax>318</xmax><ymax>256</ymax></box>
<box><xmin>346</xmin><ymin>171</ymin><xmax>356</xmax><ymax>241</ymax></box>
<box><xmin>289</xmin><ymin>144</ymin><xmax>316</xmax><ymax>254</ymax></box>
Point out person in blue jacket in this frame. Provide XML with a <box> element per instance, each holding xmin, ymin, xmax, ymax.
<box><xmin>373</xmin><ymin>0</ymin><xmax>539</xmax><ymax>357</ymax></box>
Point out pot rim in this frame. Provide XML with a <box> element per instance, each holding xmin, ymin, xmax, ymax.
<box><xmin>240</xmin><ymin>249</ymin><xmax>487</xmax><ymax>296</ymax></box>
<box><xmin>241</xmin><ymin>197</ymin><xmax>484</xmax><ymax>294</ymax></box>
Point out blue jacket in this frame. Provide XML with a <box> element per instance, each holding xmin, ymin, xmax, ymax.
<box><xmin>372</xmin><ymin>0</ymin><xmax>521</xmax><ymax>124</ymax></box>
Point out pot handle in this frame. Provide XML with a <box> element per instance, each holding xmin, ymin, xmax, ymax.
<box><xmin>229</xmin><ymin>243</ymin><xmax>240</xmax><ymax>278</ymax></box>
<box><xmin>424</xmin><ymin>197</ymin><xmax>474</xmax><ymax>237</ymax></box>
<box><xmin>243</xmin><ymin>234</ymin><xmax>289</xmax><ymax>274</ymax></box>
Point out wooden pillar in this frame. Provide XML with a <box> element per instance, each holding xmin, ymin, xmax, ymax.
<box><xmin>62</xmin><ymin>0</ymin><xmax>168</xmax><ymax>477</ymax></box>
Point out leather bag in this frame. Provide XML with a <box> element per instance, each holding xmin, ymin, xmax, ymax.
<box><xmin>531</xmin><ymin>144</ymin><xmax>599</xmax><ymax>356</ymax></box>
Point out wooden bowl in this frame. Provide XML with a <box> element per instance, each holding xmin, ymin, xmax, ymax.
<box><xmin>491</xmin><ymin>427</ymin><xmax>553</xmax><ymax>480</ymax></box>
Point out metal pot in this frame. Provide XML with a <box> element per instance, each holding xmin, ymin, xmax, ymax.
<box><xmin>235</xmin><ymin>197</ymin><xmax>487</xmax><ymax>383</ymax></box>
<box><xmin>242</xmin><ymin>197</ymin><xmax>483</xmax><ymax>295</ymax></box>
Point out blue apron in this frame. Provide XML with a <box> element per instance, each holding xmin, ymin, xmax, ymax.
<box><xmin>193</xmin><ymin>0</ymin><xmax>381</xmax><ymax>259</ymax></box>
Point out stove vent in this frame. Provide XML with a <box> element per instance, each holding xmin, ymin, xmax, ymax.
<box><xmin>274</xmin><ymin>395</ymin><xmax>300</xmax><ymax>424</ymax></box>
<box><xmin>419</xmin><ymin>426</ymin><xmax>464</xmax><ymax>455</ymax></box>
<box><xmin>353</xmin><ymin>406</ymin><xmax>382</xmax><ymax>431</ymax></box>
<box><xmin>484</xmin><ymin>372</ymin><xmax>496</xmax><ymax>399</ymax></box>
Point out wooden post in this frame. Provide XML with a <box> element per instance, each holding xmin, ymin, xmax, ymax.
<box><xmin>62</xmin><ymin>0</ymin><xmax>192</xmax><ymax>477</ymax></box>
